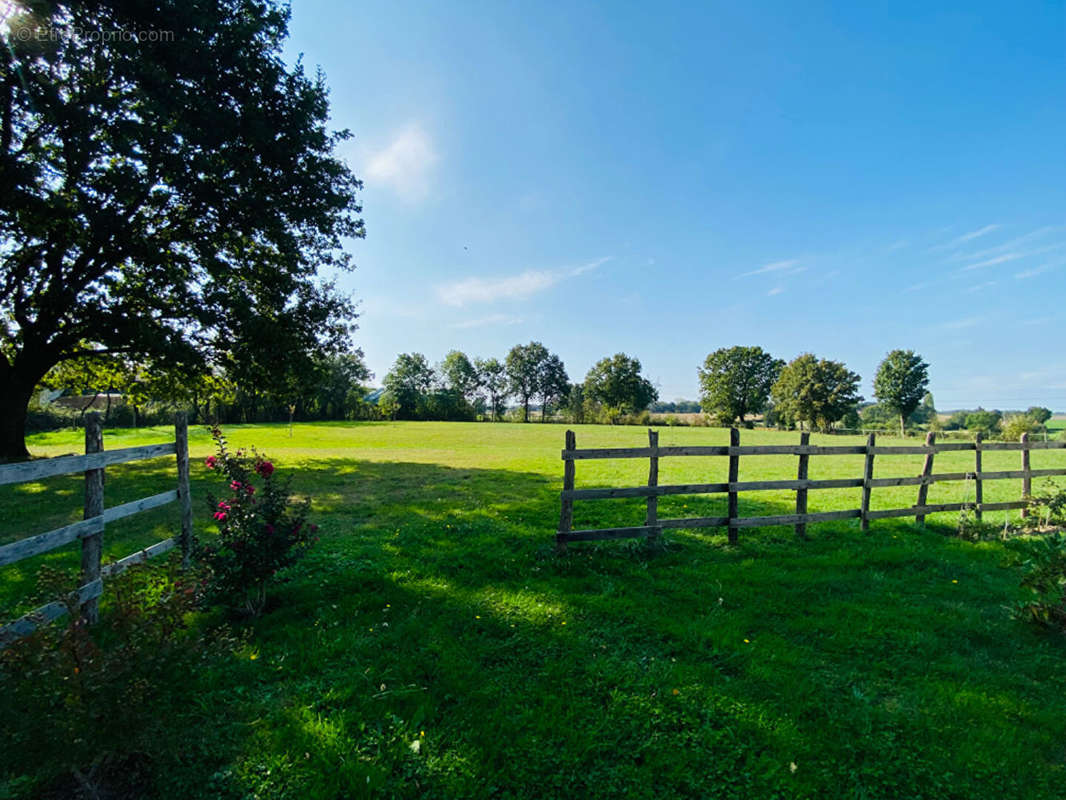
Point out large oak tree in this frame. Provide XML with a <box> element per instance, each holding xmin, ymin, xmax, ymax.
<box><xmin>0</xmin><ymin>0</ymin><xmax>363</xmax><ymax>458</ymax></box>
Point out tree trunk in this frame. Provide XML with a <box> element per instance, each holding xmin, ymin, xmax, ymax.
<box><xmin>900</xmin><ymin>413</ymin><xmax>905</xmax><ymax>439</ymax></box>
<box><xmin>0</xmin><ymin>378</ymin><xmax>37</xmax><ymax>460</ymax></box>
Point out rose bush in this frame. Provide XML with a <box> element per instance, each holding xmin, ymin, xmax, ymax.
<box><xmin>198</xmin><ymin>426</ymin><xmax>317</xmax><ymax>616</ymax></box>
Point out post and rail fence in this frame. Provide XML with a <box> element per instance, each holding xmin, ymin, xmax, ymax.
<box><xmin>556</xmin><ymin>428</ymin><xmax>1066</xmax><ymax>551</ymax></box>
<box><xmin>0</xmin><ymin>413</ymin><xmax>193</xmax><ymax>646</ymax></box>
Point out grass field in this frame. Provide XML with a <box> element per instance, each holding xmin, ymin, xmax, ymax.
<box><xmin>3</xmin><ymin>421</ymin><xmax>1066</xmax><ymax>798</ymax></box>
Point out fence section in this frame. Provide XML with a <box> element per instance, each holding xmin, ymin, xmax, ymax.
<box><xmin>0</xmin><ymin>413</ymin><xmax>193</xmax><ymax>644</ymax></box>
<box><xmin>556</xmin><ymin>429</ymin><xmax>1066</xmax><ymax>551</ymax></box>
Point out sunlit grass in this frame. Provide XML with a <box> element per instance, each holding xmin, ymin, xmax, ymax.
<box><xmin>2</xmin><ymin>421</ymin><xmax>1066</xmax><ymax>798</ymax></box>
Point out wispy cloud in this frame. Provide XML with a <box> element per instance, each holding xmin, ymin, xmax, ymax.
<box><xmin>958</xmin><ymin>242</ymin><xmax>1066</xmax><ymax>272</ymax></box>
<box><xmin>737</xmin><ymin>259</ymin><xmax>800</xmax><ymax>278</ymax></box>
<box><xmin>365</xmin><ymin>124</ymin><xmax>437</xmax><ymax>201</ymax></box>
<box><xmin>767</xmin><ymin>286</ymin><xmax>784</xmax><ymax>296</ymax></box>
<box><xmin>931</xmin><ymin>224</ymin><xmax>1000</xmax><ymax>251</ymax></box>
<box><xmin>964</xmin><ymin>281</ymin><xmax>997</xmax><ymax>293</ymax></box>
<box><xmin>948</xmin><ymin>225</ymin><xmax>1065</xmax><ymax>263</ymax></box>
<box><xmin>941</xmin><ymin>316</ymin><xmax>983</xmax><ymax>330</ymax></box>
<box><xmin>437</xmin><ymin>257</ymin><xmax>610</xmax><ymax>307</ymax></box>
<box><xmin>1015</xmin><ymin>261</ymin><xmax>1063</xmax><ymax>280</ymax></box>
<box><xmin>449</xmin><ymin>313</ymin><xmax>524</xmax><ymax>329</ymax></box>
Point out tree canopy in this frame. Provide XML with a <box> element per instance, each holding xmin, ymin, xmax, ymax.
<box><xmin>698</xmin><ymin>346</ymin><xmax>783</xmax><ymax>427</ymax></box>
<box><xmin>0</xmin><ymin>0</ymin><xmax>362</xmax><ymax>457</ymax></box>
<box><xmin>505</xmin><ymin>342</ymin><xmax>550</xmax><ymax>422</ymax></box>
<box><xmin>771</xmin><ymin>354</ymin><xmax>862</xmax><ymax>433</ymax></box>
<box><xmin>382</xmin><ymin>354</ymin><xmax>434</xmax><ymax>419</ymax></box>
<box><xmin>873</xmin><ymin>350</ymin><xmax>930</xmax><ymax>438</ymax></box>
<box><xmin>583</xmin><ymin>354</ymin><xmax>658</xmax><ymax>419</ymax></box>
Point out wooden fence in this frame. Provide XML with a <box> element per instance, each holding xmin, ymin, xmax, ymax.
<box><xmin>0</xmin><ymin>413</ymin><xmax>192</xmax><ymax>645</ymax></box>
<box><xmin>556</xmin><ymin>429</ymin><xmax>1066</xmax><ymax>551</ymax></box>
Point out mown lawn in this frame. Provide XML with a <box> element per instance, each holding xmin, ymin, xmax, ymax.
<box><xmin>3</xmin><ymin>421</ymin><xmax>1066</xmax><ymax>799</ymax></box>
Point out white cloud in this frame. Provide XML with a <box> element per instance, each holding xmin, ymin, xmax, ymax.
<box><xmin>449</xmin><ymin>313</ymin><xmax>524</xmax><ymax>329</ymax></box>
<box><xmin>365</xmin><ymin>125</ymin><xmax>437</xmax><ymax>200</ymax></box>
<box><xmin>964</xmin><ymin>281</ymin><xmax>997</xmax><ymax>293</ymax></box>
<box><xmin>948</xmin><ymin>225</ymin><xmax>1065</xmax><ymax>263</ymax></box>
<box><xmin>940</xmin><ymin>316</ymin><xmax>983</xmax><ymax>330</ymax></box>
<box><xmin>1015</xmin><ymin>261</ymin><xmax>1062</xmax><ymax>280</ymax></box>
<box><xmin>767</xmin><ymin>286</ymin><xmax>784</xmax><ymax>296</ymax></box>
<box><xmin>437</xmin><ymin>257</ymin><xmax>610</xmax><ymax>307</ymax></box>
<box><xmin>959</xmin><ymin>242</ymin><xmax>1066</xmax><ymax>272</ymax></box>
<box><xmin>737</xmin><ymin>259</ymin><xmax>800</xmax><ymax>278</ymax></box>
<box><xmin>931</xmin><ymin>224</ymin><xmax>1000</xmax><ymax>251</ymax></box>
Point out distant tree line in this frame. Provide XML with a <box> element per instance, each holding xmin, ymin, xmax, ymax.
<box><xmin>31</xmin><ymin>350</ymin><xmax>378</xmax><ymax>431</ymax></box>
<box><xmin>379</xmin><ymin>344</ymin><xmax>658</xmax><ymax>424</ymax></box>
<box><xmin>697</xmin><ymin>346</ymin><xmax>930</xmax><ymax>434</ymax></box>
<box><xmin>29</xmin><ymin>339</ymin><xmax>1058</xmax><ymax>440</ymax></box>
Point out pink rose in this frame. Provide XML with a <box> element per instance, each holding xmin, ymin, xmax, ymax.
<box><xmin>205</xmin><ymin>456</ymin><xmax>217</xmax><ymax>469</ymax></box>
<box><xmin>213</xmin><ymin>511</ymin><xmax>227</xmax><ymax>522</ymax></box>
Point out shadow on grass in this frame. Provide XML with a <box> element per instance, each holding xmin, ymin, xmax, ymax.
<box><xmin>5</xmin><ymin>458</ymin><xmax>1066</xmax><ymax>799</ymax></box>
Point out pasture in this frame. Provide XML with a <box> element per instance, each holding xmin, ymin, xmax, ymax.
<box><xmin>3</xmin><ymin>421</ymin><xmax>1066</xmax><ymax>798</ymax></box>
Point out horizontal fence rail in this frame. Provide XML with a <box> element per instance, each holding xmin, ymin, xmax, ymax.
<box><xmin>555</xmin><ymin>429</ymin><xmax>1066</xmax><ymax>550</ymax></box>
<box><xmin>0</xmin><ymin>413</ymin><xmax>193</xmax><ymax>646</ymax></box>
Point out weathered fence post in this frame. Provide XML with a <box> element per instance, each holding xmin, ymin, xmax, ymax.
<box><xmin>646</xmin><ymin>429</ymin><xmax>660</xmax><ymax>543</ymax></box>
<box><xmin>727</xmin><ymin>427</ymin><xmax>740</xmax><ymax>545</ymax></box>
<box><xmin>795</xmin><ymin>432</ymin><xmax>810</xmax><ymax>539</ymax></box>
<box><xmin>175</xmin><ymin>412</ymin><xmax>193</xmax><ymax>567</ymax></box>
<box><xmin>81</xmin><ymin>413</ymin><xmax>104</xmax><ymax>624</ymax></box>
<box><xmin>915</xmin><ymin>431</ymin><xmax>936</xmax><ymax>525</ymax></box>
<box><xmin>861</xmin><ymin>433</ymin><xmax>875</xmax><ymax>532</ymax></box>
<box><xmin>557</xmin><ymin>430</ymin><xmax>576</xmax><ymax>554</ymax></box>
<box><xmin>1020</xmin><ymin>432</ymin><xmax>1031</xmax><ymax>518</ymax></box>
<box><xmin>974</xmin><ymin>431</ymin><xmax>984</xmax><ymax>522</ymax></box>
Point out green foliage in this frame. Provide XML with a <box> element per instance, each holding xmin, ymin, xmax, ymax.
<box><xmin>0</xmin><ymin>0</ymin><xmax>363</xmax><ymax>458</ymax></box>
<box><xmin>698</xmin><ymin>346</ymin><xmax>783</xmax><ymax>426</ymax></box>
<box><xmin>197</xmin><ymin>428</ymin><xmax>315</xmax><ymax>616</ymax></box>
<box><xmin>770</xmin><ymin>354</ymin><xmax>863</xmax><ymax>432</ymax></box>
<box><xmin>538</xmin><ymin>354</ymin><xmax>571</xmax><ymax>421</ymax></box>
<box><xmin>506</xmin><ymin>342</ymin><xmax>550</xmax><ymax>422</ymax></box>
<box><xmin>1027</xmin><ymin>407</ymin><xmax>1053</xmax><ymax>426</ymax></box>
<box><xmin>1024</xmin><ymin>483</ymin><xmax>1066</xmax><ymax>530</ymax></box>
<box><xmin>1002</xmin><ymin>413</ymin><xmax>1042</xmax><ymax>442</ymax></box>
<box><xmin>0</xmin><ymin>558</ymin><xmax>234</xmax><ymax>797</ymax></box>
<box><xmin>306</xmin><ymin>351</ymin><xmax>374</xmax><ymax>421</ymax></box>
<box><xmin>583</xmin><ymin>353</ymin><xmax>658</xmax><ymax>418</ymax></box>
<box><xmin>873</xmin><ymin>350</ymin><xmax>930</xmax><ymax>437</ymax></box>
<box><xmin>475</xmin><ymin>357</ymin><xmax>510</xmax><ymax>421</ymax></box>
<box><xmin>943</xmin><ymin>410</ymin><xmax>970</xmax><ymax>431</ymax></box>
<box><xmin>1011</xmin><ymin>532</ymin><xmax>1066</xmax><ymax>630</ymax></box>
<box><xmin>651</xmin><ymin>399</ymin><xmax>701</xmax><ymax>413</ymax></box>
<box><xmin>965</xmin><ymin>408</ymin><xmax>1002</xmax><ymax>437</ymax></box>
<box><xmin>440</xmin><ymin>351</ymin><xmax>481</xmax><ymax>405</ymax></box>
<box><xmin>382</xmin><ymin>353</ymin><xmax>435</xmax><ymax>420</ymax></box>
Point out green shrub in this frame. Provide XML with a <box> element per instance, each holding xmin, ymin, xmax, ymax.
<box><xmin>0</xmin><ymin>558</ymin><xmax>233</xmax><ymax>797</ymax></box>
<box><xmin>1011</xmin><ymin>532</ymin><xmax>1066</xmax><ymax>630</ymax></box>
<box><xmin>197</xmin><ymin>426</ymin><xmax>316</xmax><ymax>616</ymax></box>
<box><xmin>1002</xmin><ymin>413</ymin><xmax>1041</xmax><ymax>442</ymax></box>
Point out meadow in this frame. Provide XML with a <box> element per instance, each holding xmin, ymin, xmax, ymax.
<box><xmin>3</xmin><ymin>421</ymin><xmax>1066</xmax><ymax>798</ymax></box>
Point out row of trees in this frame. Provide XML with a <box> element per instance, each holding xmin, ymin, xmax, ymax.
<box><xmin>698</xmin><ymin>347</ymin><xmax>930</xmax><ymax>435</ymax></box>
<box><xmin>381</xmin><ymin>344</ymin><xmax>658</xmax><ymax>423</ymax></box>
<box><xmin>36</xmin><ymin>350</ymin><xmax>378</xmax><ymax>428</ymax></box>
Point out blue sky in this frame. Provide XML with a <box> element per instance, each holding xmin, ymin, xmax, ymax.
<box><xmin>284</xmin><ymin>1</ymin><xmax>1066</xmax><ymax>410</ymax></box>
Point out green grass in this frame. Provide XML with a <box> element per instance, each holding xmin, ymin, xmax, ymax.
<box><xmin>4</xmin><ymin>421</ymin><xmax>1066</xmax><ymax>798</ymax></box>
